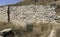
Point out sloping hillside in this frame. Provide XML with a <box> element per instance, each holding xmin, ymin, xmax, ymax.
<box><xmin>6</xmin><ymin>0</ymin><xmax>60</xmax><ymax>17</ymax></box>
<box><xmin>6</xmin><ymin>0</ymin><xmax>60</xmax><ymax>6</ymax></box>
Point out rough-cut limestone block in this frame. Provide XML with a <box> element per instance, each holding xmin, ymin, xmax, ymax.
<box><xmin>10</xmin><ymin>5</ymin><xmax>56</xmax><ymax>25</ymax></box>
<box><xmin>0</xmin><ymin>28</ymin><xmax>15</xmax><ymax>37</ymax></box>
<box><xmin>0</xmin><ymin>6</ymin><xmax>8</xmax><ymax>22</ymax></box>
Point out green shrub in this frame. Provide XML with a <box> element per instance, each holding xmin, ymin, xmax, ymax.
<box><xmin>56</xmin><ymin>29</ymin><xmax>60</xmax><ymax>37</ymax></box>
<box><xmin>26</xmin><ymin>23</ymin><xmax>33</xmax><ymax>33</ymax></box>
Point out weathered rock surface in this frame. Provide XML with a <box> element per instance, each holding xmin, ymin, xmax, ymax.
<box><xmin>0</xmin><ymin>6</ymin><xmax>8</xmax><ymax>22</ymax></box>
<box><xmin>0</xmin><ymin>28</ymin><xmax>15</xmax><ymax>37</ymax></box>
<box><xmin>0</xmin><ymin>5</ymin><xmax>60</xmax><ymax>25</ymax></box>
<box><xmin>10</xmin><ymin>5</ymin><xmax>57</xmax><ymax>25</ymax></box>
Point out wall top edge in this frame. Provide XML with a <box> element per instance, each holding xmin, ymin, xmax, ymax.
<box><xmin>0</xmin><ymin>5</ymin><xmax>56</xmax><ymax>7</ymax></box>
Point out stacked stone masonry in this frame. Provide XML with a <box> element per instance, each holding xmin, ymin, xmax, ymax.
<box><xmin>0</xmin><ymin>6</ymin><xmax>8</xmax><ymax>22</ymax></box>
<box><xmin>10</xmin><ymin>5</ymin><xmax>57</xmax><ymax>25</ymax></box>
<box><xmin>0</xmin><ymin>5</ymin><xmax>59</xmax><ymax>25</ymax></box>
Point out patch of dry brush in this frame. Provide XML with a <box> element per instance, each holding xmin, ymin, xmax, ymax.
<box><xmin>0</xmin><ymin>21</ymin><xmax>60</xmax><ymax>37</ymax></box>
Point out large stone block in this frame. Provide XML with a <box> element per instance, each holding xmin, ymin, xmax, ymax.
<box><xmin>0</xmin><ymin>28</ymin><xmax>15</xmax><ymax>37</ymax></box>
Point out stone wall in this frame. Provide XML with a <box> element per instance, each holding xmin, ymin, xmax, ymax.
<box><xmin>10</xmin><ymin>5</ymin><xmax>56</xmax><ymax>25</ymax></box>
<box><xmin>0</xmin><ymin>6</ymin><xmax>8</xmax><ymax>22</ymax></box>
<box><xmin>0</xmin><ymin>5</ymin><xmax>57</xmax><ymax>24</ymax></box>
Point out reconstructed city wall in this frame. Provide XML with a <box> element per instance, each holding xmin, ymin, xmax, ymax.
<box><xmin>0</xmin><ymin>6</ymin><xmax>8</xmax><ymax>22</ymax></box>
<box><xmin>0</xmin><ymin>5</ymin><xmax>58</xmax><ymax>25</ymax></box>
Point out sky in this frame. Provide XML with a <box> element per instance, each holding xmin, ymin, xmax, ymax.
<box><xmin>0</xmin><ymin>0</ymin><xmax>22</xmax><ymax>6</ymax></box>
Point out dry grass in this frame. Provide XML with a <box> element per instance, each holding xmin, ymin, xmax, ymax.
<box><xmin>55</xmin><ymin>23</ymin><xmax>60</xmax><ymax>37</ymax></box>
<box><xmin>0</xmin><ymin>21</ymin><xmax>60</xmax><ymax>37</ymax></box>
<box><xmin>0</xmin><ymin>21</ymin><xmax>12</xmax><ymax>31</ymax></box>
<box><xmin>12</xmin><ymin>22</ymin><xmax>60</xmax><ymax>37</ymax></box>
<box><xmin>56</xmin><ymin>29</ymin><xmax>60</xmax><ymax>37</ymax></box>
<box><xmin>11</xmin><ymin>22</ymin><xmax>54</xmax><ymax>37</ymax></box>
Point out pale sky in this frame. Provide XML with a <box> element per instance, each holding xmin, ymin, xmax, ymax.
<box><xmin>0</xmin><ymin>0</ymin><xmax>21</xmax><ymax>6</ymax></box>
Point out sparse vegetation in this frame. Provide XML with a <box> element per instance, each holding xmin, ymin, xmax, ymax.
<box><xmin>5</xmin><ymin>0</ymin><xmax>60</xmax><ymax>6</ymax></box>
<box><xmin>0</xmin><ymin>21</ymin><xmax>11</xmax><ymax>31</ymax></box>
<box><xmin>10</xmin><ymin>22</ymin><xmax>54</xmax><ymax>37</ymax></box>
<box><xmin>0</xmin><ymin>21</ymin><xmax>60</xmax><ymax>37</ymax></box>
<box><xmin>56</xmin><ymin>29</ymin><xmax>60</xmax><ymax>37</ymax></box>
<box><xmin>26</xmin><ymin>23</ymin><xmax>33</xmax><ymax>33</ymax></box>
